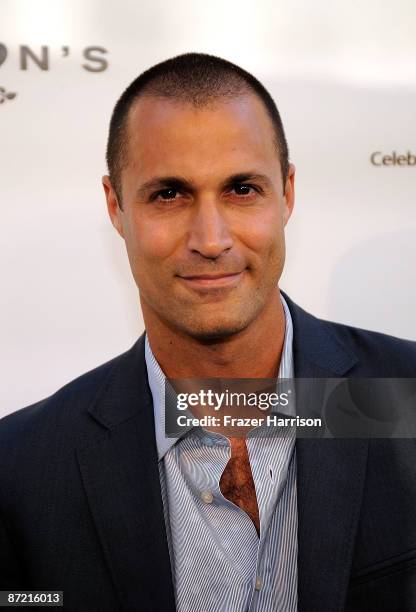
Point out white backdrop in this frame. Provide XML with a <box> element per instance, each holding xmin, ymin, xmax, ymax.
<box><xmin>1</xmin><ymin>0</ymin><xmax>415</xmax><ymax>416</ymax></box>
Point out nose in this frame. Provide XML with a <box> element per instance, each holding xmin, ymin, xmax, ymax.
<box><xmin>187</xmin><ymin>198</ymin><xmax>233</xmax><ymax>259</ymax></box>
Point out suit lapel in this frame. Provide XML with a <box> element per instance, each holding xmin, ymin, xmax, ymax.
<box><xmin>283</xmin><ymin>294</ymin><xmax>369</xmax><ymax>612</ymax></box>
<box><xmin>77</xmin><ymin>336</ymin><xmax>175</xmax><ymax>612</ymax></box>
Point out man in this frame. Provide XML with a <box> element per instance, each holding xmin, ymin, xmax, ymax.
<box><xmin>0</xmin><ymin>53</ymin><xmax>415</xmax><ymax>612</ymax></box>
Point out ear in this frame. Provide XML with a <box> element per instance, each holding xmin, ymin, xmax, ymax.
<box><xmin>282</xmin><ymin>163</ymin><xmax>295</xmax><ymax>226</ymax></box>
<box><xmin>102</xmin><ymin>175</ymin><xmax>124</xmax><ymax>238</ymax></box>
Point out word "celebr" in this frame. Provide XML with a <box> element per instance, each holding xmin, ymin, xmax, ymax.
<box><xmin>370</xmin><ymin>151</ymin><xmax>416</xmax><ymax>166</ymax></box>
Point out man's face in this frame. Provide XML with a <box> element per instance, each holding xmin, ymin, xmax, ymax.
<box><xmin>104</xmin><ymin>92</ymin><xmax>295</xmax><ymax>340</ymax></box>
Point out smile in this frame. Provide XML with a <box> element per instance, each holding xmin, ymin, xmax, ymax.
<box><xmin>177</xmin><ymin>271</ymin><xmax>245</xmax><ymax>290</ymax></box>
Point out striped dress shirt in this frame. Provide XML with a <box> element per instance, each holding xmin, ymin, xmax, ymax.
<box><xmin>145</xmin><ymin>292</ymin><xmax>298</xmax><ymax>612</ymax></box>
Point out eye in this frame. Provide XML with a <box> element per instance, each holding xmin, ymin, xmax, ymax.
<box><xmin>229</xmin><ymin>183</ymin><xmax>258</xmax><ymax>198</ymax></box>
<box><xmin>152</xmin><ymin>188</ymin><xmax>179</xmax><ymax>202</ymax></box>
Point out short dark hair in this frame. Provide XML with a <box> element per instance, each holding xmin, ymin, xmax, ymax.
<box><xmin>106</xmin><ymin>52</ymin><xmax>289</xmax><ymax>204</ymax></box>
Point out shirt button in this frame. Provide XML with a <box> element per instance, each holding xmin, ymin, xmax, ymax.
<box><xmin>255</xmin><ymin>576</ymin><xmax>263</xmax><ymax>591</ymax></box>
<box><xmin>201</xmin><ymin>490</ymin><xmax>214</xmax><ymax>504</ymax></box>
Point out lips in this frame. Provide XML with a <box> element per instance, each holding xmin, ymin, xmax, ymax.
<box><xmin>180</xmin><ymin>272</ymin><xmax>241</xmax><ymax>280</ymax></box>
<box><xmin>177</xmin><ymin>271</ymin><xmax>245</xmax><ymax>289</ymax></box>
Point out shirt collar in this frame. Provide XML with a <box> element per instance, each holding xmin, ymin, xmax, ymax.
<box><xmin>145</xmin><ymin>291</ymin><xmax>294</xmax><ymax>461</ymax></box>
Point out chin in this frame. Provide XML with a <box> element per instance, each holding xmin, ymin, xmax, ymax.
<box><xmin>181</xmin><ymin>315</ymin><xmax>252</xmax><ymax>343</ymax></box>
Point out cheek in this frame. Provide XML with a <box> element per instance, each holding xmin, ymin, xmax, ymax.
<box><xmin>236</xmin><ymin>210</ymin><xmax>284</xmax><ymax>262</ymax></box>
<box><xmin>125</xmin><ymin>215</ymin><xmax>182</xmax><ymax>269</ymax></box>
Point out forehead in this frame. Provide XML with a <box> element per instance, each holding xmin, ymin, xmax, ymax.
<box><xmin>123</xmin><ymin>93</ymin><xmax>280</xmax><ymax>181</ymax></box>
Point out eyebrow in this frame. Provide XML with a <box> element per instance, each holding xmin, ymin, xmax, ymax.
<box><xmin>135</xmin><ymin>172</ymin><xmax>273</xmax><ymax>199</ymax></box>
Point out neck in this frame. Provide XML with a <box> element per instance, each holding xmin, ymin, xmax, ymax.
<box><xmin>142</xmin><ymin>290</ymin><xmax>286</xmax><ymax>379</ymax></box>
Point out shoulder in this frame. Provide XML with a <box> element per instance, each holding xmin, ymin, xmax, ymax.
<box><xmin>319</xmin><ymin>316</ymin><xmax>416</xmax><ymax>376</ymax></box>
<box><xmin>283</xmin><ymin>292</ymin><xmax>416</xmax><ymax>377</ymax></box>
<box><xmin>0</xmin><ymin>341</ymin><xmax>140</xmax><ymax>452</ymax></box>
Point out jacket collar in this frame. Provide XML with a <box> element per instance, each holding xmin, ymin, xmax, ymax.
<box><xmin>87</xmin><ymin>335</ymin><xmax>149</xmax><ymax>430</ymax></box>
<box><xmin>281</xmin><ymin>290</ymin><xmax>358</xmax><ymax>378</ymax></box>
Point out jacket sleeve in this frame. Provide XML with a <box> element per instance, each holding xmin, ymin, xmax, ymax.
<box><xmin>0</xmin><ymin>512</ymin><xmax>23</xmax><ymax>589</ymax></box>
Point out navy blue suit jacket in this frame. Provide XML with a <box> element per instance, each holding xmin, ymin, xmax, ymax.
<box><xmin>1</xmin><ymin>294</ymin><xmax>416</xmax><ymax>611</ymax></box>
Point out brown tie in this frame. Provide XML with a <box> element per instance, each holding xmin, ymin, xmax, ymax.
<box><xmin>219</xmin><ymin>436</ymin><xmax>260</xmax><ymax>535</ymax></box>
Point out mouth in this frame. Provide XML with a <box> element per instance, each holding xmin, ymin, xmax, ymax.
<box><xmin>177</xmin><ymin>271</ymin><xmax>245</xmax><ymax>290</ymax></box>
